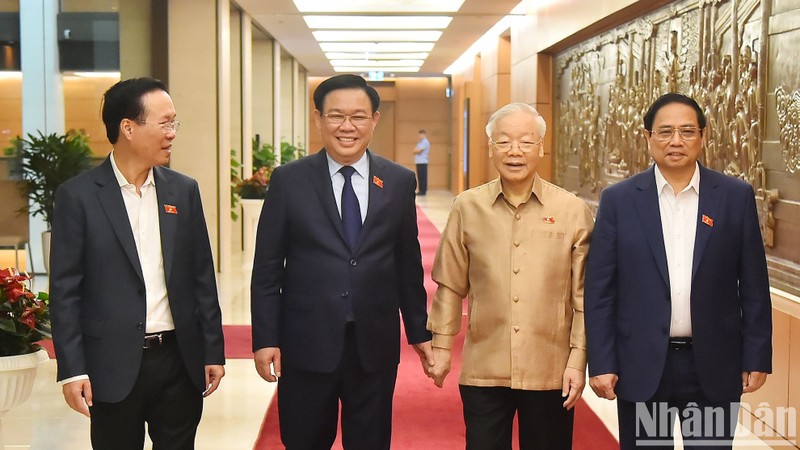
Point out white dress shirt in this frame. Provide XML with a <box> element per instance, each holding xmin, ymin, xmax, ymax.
<box><xmin>110</xmin><ymin>152</ymin><xmax>175</xmax><ymax>333</ymax></box>
<box><xmin>654</xmin><ymin>163</ymin><xmax>700</xmax><ymax>337</ymax></box>
<box><xmin>327</xmin><ymin>152</ymin><xmax>369</xmax><ymax>224</ymax></box>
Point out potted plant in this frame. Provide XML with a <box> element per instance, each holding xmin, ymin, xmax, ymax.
<box><xmin>10</xmin><ymin>130</ymin><xmax>92</xmax><ymax>272</ymax></box>
<box><xmin>0</xmin><ymin>267</ymin><xmax>50</xmax><ymax>444</ymax></box>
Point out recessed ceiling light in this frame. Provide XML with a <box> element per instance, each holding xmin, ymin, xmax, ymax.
<box><xmin>320</xmin><ymin>42</ymin><xmax>435</xmax><ymax>52</ymax></box>
<box><xmin>313</xmin><ymin>30</ymin><xmax>442</xmax><ymax>42</ymax></box>
<box><xmin>329</xmin><ymin>59</ymin><xmax>424</xmax><ymax>67</ymax></box>
<box><xmin>334</xmin><ymin>66</ymin><xmax>420</xmax><ymax>73</ymax></box>
<box><xmin>325</xmin><ymin>52</ymin><xmax>430</xmax><ymax>60</ymax></box>
<box><xmin>294</xmin><ymin>0</ymin><xmax>465</xmax><ymax>13</ymax></box>
<box><xmin>304</xmin><ymin>16</ymin><xmax>452</xmax><ymax>30</ymax></box>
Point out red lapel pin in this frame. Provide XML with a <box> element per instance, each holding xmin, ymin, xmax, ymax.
<box><xmin>701</xmin><ymin>214</ymin><xmax>713</xmax><ymax>227</ymax></box>
<box><xmin>372</xmin><ymin>176</ymin><xmax>383</xmax><ymax>188</ymax></box>
<box><xmin>164</xmin><ymin>204</ymin><xmax>178</xmax><ymax>215</ymax></box>
<box><xmin>542</xmin><ymin>216</ymin><xmax>555</xmax><ymax>224</ymax></box>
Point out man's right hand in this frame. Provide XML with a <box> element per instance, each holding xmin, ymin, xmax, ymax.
<box><xmin>254</xmin><ymin>347</ymin><xmax>281</xmax><ymax>382</ymax></box>
<box><xmin>62</xmin><ymin>379</ymin><xmax>93</xmax><ymax>417</ymax></box>
<box><xmin>589</xmin><ymin>373</ymin><xmax>619</xmax><ymax>400</ymax></box>
<box><xmin>428</xmin><ymin>347</ymin><xmax>452</xmax><ymax>388</ymax></box>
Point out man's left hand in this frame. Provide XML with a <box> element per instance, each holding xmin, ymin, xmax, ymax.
<box><xmin>412</xmin><ymin>340</ymin><xmax>435</xmax><ymax>376</ymax></box>
<box><xmin>742</xmin><ymin>371</ymin><xmax>768</xmax><ymax>394</ymax></box>
<box><xmin>203</xmin><ymin>365</ymin><xmax>225</xmax><ymax>397</ymax></box>
<box><xmin>562</xmin><ymin>367</ymin><xmax>586</xmax><ymax>410</ymax></box>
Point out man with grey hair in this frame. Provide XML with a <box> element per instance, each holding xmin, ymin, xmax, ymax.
<box><xmin>426</xmin><ymin>102</ymin><xmax>593</xmax><ymax>449</ymax></box>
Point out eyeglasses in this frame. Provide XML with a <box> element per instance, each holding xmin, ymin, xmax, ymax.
<box><xmin>489</xmin><ymin>138</ymin><xmax>543</xmax><ymax>153</ymax></box>
<box><xmin>138</xmin><ymin>120</ymin><xmax>181</xmax><ymax>133</ymax></box>
<box><xmin>649</xmin><ymin>127</ymin><xmax>702</xmax><ymax>142</ymax></box>
<box><xmin>322</xmin><ymin>113</ymin><xmax>373</xmax><ymax>127</ymax></box>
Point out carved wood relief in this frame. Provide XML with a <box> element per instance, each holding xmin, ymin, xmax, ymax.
<box><xmin>553</xmin><ymin>0</ymin><xmax>800</xmax><ymax>295</ymax></box>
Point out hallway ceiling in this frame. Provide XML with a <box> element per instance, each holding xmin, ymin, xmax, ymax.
<box><xmin>237</xmin><ymin>0</ymin><xmax>522</xmax><ymax>77</ymax></box>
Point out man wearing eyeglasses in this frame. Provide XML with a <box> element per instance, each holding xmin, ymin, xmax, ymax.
<box><xmin>251</xmin><ymin>73</ymin><xmax>433</xmax><ymax>449</ymax></box>
<box><xmin>50</xmin><ymin>77</ymin><xmax>225</xmax><ymax>449</ymax></box>
<box><xmin>585</xmin><ymin>93</ymin><xmax>772</xmax><ymax>449</ymax></box>
<box><xmin>427</xmin><ymin>103</ymin><xmax>593</xmax><ymax>449</ymax></box>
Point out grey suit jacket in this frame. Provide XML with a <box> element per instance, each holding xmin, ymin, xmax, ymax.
<box><xmin>50</xmin><ymin>157</ymin><xmax>225</xmax><ymax>402</ymax></box>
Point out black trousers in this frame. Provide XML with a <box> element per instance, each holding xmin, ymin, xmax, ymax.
<box><xmin>89</xmin><ymin>338</ymin><xmax>203</xmax><ymax>450</ymax></box>
<box><xmin>459</xmin><ymin>385</ymin><xmax>574</xmax><ymax>450</ymax></box>
<box><xmin>617</xmin><ymin>347</ymin><xmax>739</xmax><ymax>450</ymax></box>
<box><xmin>278</xmin><ymin>324</ymin><xmax>398</xmax><ymax>450</ymax></box>
<box><xmin>415</xmin><ymin>163</ymin><xmax>428</xmax><ymax>194</ymax></box>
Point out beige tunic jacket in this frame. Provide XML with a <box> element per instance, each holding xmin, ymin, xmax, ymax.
<box><xmin>428</xmin><ymin>176</ymin><xmax>593</xmax><ymax>390</ymax></box>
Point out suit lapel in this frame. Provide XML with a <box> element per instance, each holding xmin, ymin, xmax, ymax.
<box><xmin>633</xmin><ymin>167</ymin><xmax>670</xmax><ymax>287</ymax></box>
<box><xmin>154</xmin><ymin>167</ymin><xmax>178</xmax><ymax>284</ymax></box>
<box><xmin>692</xmin><ymin>165</ymin><xmax>719</xmax><ymax>280</ymax></box>
<box><xmin>94</xmin><ymin>158</ymin><xmax>144</xmax><ymax>283</ymax></box>
<box><xmin>310</xmin><ymin>150</ymin><xmax>349</xmax><ymax>246</ymax></box>
<box><xmin>357</xmin><ymin>151</ymin><xmax>387</xmax><ymax>251</ymax></box>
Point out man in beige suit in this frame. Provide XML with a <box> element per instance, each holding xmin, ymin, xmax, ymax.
<box><xmin>427</xmin><ymin>103</ymin><xmax>593</xmax><ymax>450</ymax></box>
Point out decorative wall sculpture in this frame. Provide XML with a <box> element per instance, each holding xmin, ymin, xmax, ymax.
<box><xmin>554</xmin><ymin>0</ymin><xmax>800</xmax><ymax>295</ymax></box>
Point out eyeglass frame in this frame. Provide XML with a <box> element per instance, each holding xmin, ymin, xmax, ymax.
<box><xmin>647</xmin><ymin>126</ymin><xmax>704</xmax><ymax>142</ymax></box>
<box><xmin>136</xmin><ymin>119</ymin><xmax>181</xmax><ymax>133</ymax></box>
<box><xmin>320</xmin><ymin>112</ymin><xmax>374</xmax><ymax>127</ymax></box>
<box><xmin>488</xmin><ymin>137</ymin><xmax>543</xmax><ymax>153</ymax></box>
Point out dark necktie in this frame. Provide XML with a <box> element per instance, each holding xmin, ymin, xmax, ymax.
<box><xmin>339</xmin><ymin>166</ymin><xmax>362</xmax><ymax>249</ymax></box>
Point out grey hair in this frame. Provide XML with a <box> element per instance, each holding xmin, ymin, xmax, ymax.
<box><xmin>485</xmin><ymin>102</ymin><xmax>547</xmax><ymax>139</ymax></box>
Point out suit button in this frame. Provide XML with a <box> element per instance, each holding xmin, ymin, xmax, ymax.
<box><xmin>515</xmin><ymin>214</ymin><xmax>521</xmax><ymax>220</ymax></box>
<box><xmin>514</xmin><ymin>241</ymin><xmax>520</xmax><ymax>247</ymax></box>
<box><xmin>350</xmin><ymin>259</ymin><xmax>357</xmax><ymax>266</ymax></box>
<box><xmin>341</xmin><ymin>291</ymin><xmax>349</xmax><ymax>297</ymax></box>
<box><xmin>513</xmin><ymin>296</ymin><xmax>519</xmax><ymax>302</ymax></box>
<box><xmin>513</xmin><ymin>268</ymin><xmax>520</xmax><ymax>274</ymax></box>
<box><xmin>513</xmin><ymin>326</ymin><xmax>520</xmax><ymax>332</ymax></box>
<box><xmin>136</xmin><ymin>322</ymin><xmax>144</xmax><ymax>330</ymax></box>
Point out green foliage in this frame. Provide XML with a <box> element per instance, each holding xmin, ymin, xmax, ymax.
<box><xmin>11</xmin><ymin>131</ymin><xmax>92</xmax><ymax>227</ymax></box>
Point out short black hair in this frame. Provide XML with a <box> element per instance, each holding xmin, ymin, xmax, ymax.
<box><xmin>102</xmin><ymin>77</ymin><xmax>168</xmax><ymax>144</ymax></box>
<box><xmin>643</xmin><ymin>92</ymin><xmax>707</xmax><ymax>131</ymax></box>
<box><xmin>418</xmin><ymin>129</ymin><xmax>426</xmax><ymax>134</ymax></box>
<box><xmin>313</xmin><ymin>74</ymin><xmax>380</xmax><ymax>114</ymax></box>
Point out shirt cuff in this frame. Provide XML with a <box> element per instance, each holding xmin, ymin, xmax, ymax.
<box><xmin>59</xmin><ymin>374</ymin><xmax>90</xmax><ymax>385</ymax></box>
<box><xmin>431</xmin><ymin>333</ymin><xmax>455</xmax><ymax>350</ymax></box>
<box><xmin>566</xmin><ymin>348</ymin><xmax>587</xmax><ymax>372</ymax></box>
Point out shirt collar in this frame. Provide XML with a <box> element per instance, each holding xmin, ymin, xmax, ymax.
<box><xmin>326</xmin><ymin>151</ymin><xmax>369</xmax><ymax>179</ymax></box>
<box><xmin>488</xmin><ymin>174</ymin><xmax>545</xmax><ymax>206</ymax></box>
<box><xmin>654</xmin><ymin>162</ymin><xmax>700</xmax><ymax>195</ymax></box>
<box><xmin>110</xmin><ymin>151</ymin><xmax>155</xmax><ymax>188</ymax></box>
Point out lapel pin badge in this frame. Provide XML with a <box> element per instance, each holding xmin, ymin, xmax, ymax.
<box><xmin>164</xmin><ymin>204</ymin><xmax>178</xmax><ymax>215</ymax></box>
<box><xmin>372</xmin><ymin>176</ymin><xmax>383</xmax><ymax>188</ymax></box>
<box><xmin>701</xmin><ymin>214</ymin><xmax>713</xmax><ymax>227</ymax></box>
<box><xmin>542</xmin><ymin>216</ymin><xmax>555</xmax><ymax>224</ymax></box>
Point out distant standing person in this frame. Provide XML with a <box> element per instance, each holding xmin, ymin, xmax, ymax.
<box><xmin>413</xmin><ymin>129</ymin><xmax>430</xmax><ymax>195</ymax></box>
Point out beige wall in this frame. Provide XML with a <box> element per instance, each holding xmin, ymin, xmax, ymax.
<box><xmin>0</xmin><ymin>76</ymin><xmax>22</xmax><ymax>152</ymax></box>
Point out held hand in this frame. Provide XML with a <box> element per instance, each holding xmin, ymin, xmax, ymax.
<box><xmin>254</xmin><ymin>347</ymin><xmax>282</xmax><ymax>382</ymax></box>
<box><xmin>742</xmin><ymin>371</ymin><xmax>768</xmax><ymax>394</ymax></box>
<box><xmin>562</xmin><ymin>367</ymin><xmax>586</xmax><ymax>410</ymax></box>
<box><xmin>589</xmin><ymin>373</ymin><xmax>619</xmax><ymax>400</ymax></box>
<box><xmin>428</xmin><ymin>347</ymin><xmax>452</xmax><ymax>388</ymax></box>
<box><xmin>203</xmin><ymin>365</ymin><xmax>225</xmax><ymax>397</ymax></box>
<box><xmin>412</xmin><ymin>340</ymin><xmax>435</xmax><ymax>377</ymax></box>
<box><xmin>62</xmin><ymin>379</ymin><xmax>93</xmax><ymax>417</ymax></box>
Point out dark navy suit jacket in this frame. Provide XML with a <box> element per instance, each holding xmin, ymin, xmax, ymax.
<box><xmin>250</xmin><ymin>150</ymin><xmax>431</xmax><ymax>373</ymax></box>
<box><xmin>50</xmin><ymin>158</ymin><xmax>225</xmax><ymax>402</ymax></box>
<box><xmin>585</xmin><ymin>165</ymin><xmax>772</xmax><ymax>402</ymax></box>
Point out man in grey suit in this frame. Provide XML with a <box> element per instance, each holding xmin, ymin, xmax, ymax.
<box><xmin>50</xmin><ymin>77</ymin><xmax>225</xmax><ymax>450</ymax></box>
<box><xmin>251</xmin><ymin>74</ymin><xmax>434</xmax><ymax>449</ymax></box>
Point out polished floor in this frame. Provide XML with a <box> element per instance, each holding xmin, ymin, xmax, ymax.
<box><xmin>2</xmin><ymin>190</ymin><xmax>772</xmax><ymax>449</ymax></box>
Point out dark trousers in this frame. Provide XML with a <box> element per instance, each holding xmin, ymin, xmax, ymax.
<box><xmin>278</xmin><ymin>324</ymin><xmax>398</xmax><ymax>450</ymax></box>
<box><xmin>415</xmin><ymin>163</ymin><xmax>428</xmax><ymax>194</ymax></box>
<box><xmin>617</xmin><ymin>347</ymin><xmax>739</xmax><ymax>450</ymax></box>
<box><xmin>459</xmin><ymin>385</ymin><xmax>574</xmax><ymax>450</ymax></box>
<box><xmin>89</xmin><ymin>338</ymin><xmax>203</xmax><ymax>450</ymax></box>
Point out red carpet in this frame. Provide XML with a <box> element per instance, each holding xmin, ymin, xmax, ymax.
<box><xmin>37</xmin><ymin>324</ymin><xmax>254</xmax><ymax>360</ymax></box>
<box><xmin>253</xmin><ymin>206</ymin><xmax>619</xmax><ymax>449</ymax></box>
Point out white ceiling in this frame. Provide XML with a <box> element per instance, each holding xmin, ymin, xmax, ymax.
<box><xmin>236</xmin><ymin>0</ymin><xmax>522</xmax><ymax>76</ymax></box>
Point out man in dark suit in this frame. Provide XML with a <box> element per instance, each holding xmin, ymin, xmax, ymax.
<box><xmin>50</xmin><ymin>77</ymin><xmax>225</xmax><ymax>450</ymax></box>
<box><xmin>584</xmin><ymin>93</ymin><xmax>772</xmax><ymax>449</ymax></box>
<box><xmin>251</xmin><ymin>74</ymin><xmax>434</xmax><ymax>449</ymax></box>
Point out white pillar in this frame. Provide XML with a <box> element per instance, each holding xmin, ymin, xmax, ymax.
<box><xmin>272</xmin><ymin>41</ymin><xmax>281</xmax><ymax>165</ymax></box>
<box><xmin>20</xmin><ymin>0</ymin><xmax>63</xmax><ymax>273</ymax></box>
<box><xmin>217</xmin><ymin>0</ymin><xmax>232</xmax><ymax>273</ymax></box>
<box><xmin>241</xmin><ymin>16</ymin><xmax>253</xmax><ymax>177</ymax></box>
